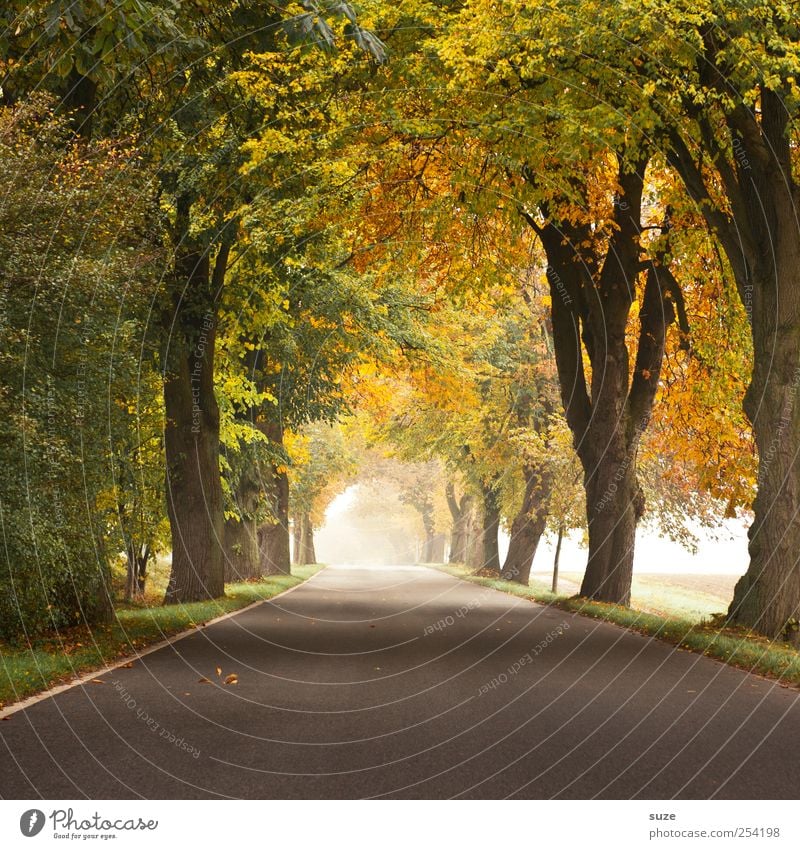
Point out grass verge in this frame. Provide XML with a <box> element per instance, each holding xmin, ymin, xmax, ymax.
<box><xmin>0</xmin><ymin>565</ymin><xmax>323</xmax><ymax>710</ymax></box>
<box><xmin>434</xmin><ymin>564</ymin><xmax>800</xmax><ymax>688</ymax></box>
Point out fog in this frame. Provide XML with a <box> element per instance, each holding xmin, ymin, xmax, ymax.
<box><xmin>314</xmin><ymin>485</ymin><xmax>750</xmax><ymax>576</ymax></box>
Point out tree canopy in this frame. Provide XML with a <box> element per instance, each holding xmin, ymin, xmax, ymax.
<box><xmin>1</xmin><ymin>0</ymin><xmax>798</xmax><ymax>643</ymax></box>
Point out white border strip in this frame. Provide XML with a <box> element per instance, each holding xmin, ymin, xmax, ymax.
<box><xmin>0</xmin><ymin>567</ymin><xmax>327</xmax><ymax>720</ymax></box>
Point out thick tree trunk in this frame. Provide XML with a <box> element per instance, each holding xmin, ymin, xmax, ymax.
<box><xmin>449</xmin><ymin>517</ymin><xmax>468</xmax><ymax>563</ymax></box>
<box><xmin>224</xmin><ymin>458</ymin><xmax>262</xmax><ymax>582</ymax></box>
<box><xmin>224</xmin><ymin>515</ymin><xmax>260</xmax><ymax>582</ymax></box>
<box><xmin>258</xmin><ymin>509</ymin><xmax>290</xmax><ymax>575</ymax></box>
<box><xmin>465</xmin><ymin>506</ymin><xmax>483</xmax><ymax>569</ymax></box>
<box><xmin>501</xmin><ymin>465</ymin><xmax>551</xmax><ymax>584</ymax></box>
<box><xmin>721</xmin><ymin>118</ymin><xmax>800</xmax><ymax>639</ymax></box>
<box><xmin>295</xmin><ymin>513</ymin><xmax>317</xmax><ymax>566</ymax></box>
<box><xmin>480</xmin><ymin>480</ymin><xmax>501</xmax><ymax>573</ymax></box>
<box><xmin>163</xmin><ymin>239</ymin><xmax>228</xmax><ymax>604</ymax></box>
<box><xmin>258</xmin><ymin>419</ymin><xmax>291</xmax><ymax>576</ymax></box>
<box><xmin>304</xmin><ymin>517</ymin><xmax>317</xmax><ymax>565</ymax></box>
<box><xmin>581</xmin><ymin>444</ymin><xmax>644</xmax><ymax>605</ymax></box>
<box><xmin>728</xmin><ymin>266</ymin><xmax>800</xmax><ymax>639</ymax></box>
<box><xmin>62</xmin><ymin>68</ymin><xmax>98</xmax><ymax>139</ymax></box>
<box><xmin>446</xmin><ymin>483</ymin><xmax>473</xmax><ymax>564</ymax></box>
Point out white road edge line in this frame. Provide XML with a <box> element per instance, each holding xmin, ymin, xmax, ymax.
<box><xmin>0</xmin><ymin>566</ymin><xmax>328</xmax><ymax>720</ymax></box>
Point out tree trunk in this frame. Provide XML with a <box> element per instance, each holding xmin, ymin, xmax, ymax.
<box><xmin>124</xmin><ymin>540</ymin><xmax>138</xmax><ymax>603</ymax></box>
<box><xmin>416</xmin><ymin>498</ymin><xmax>437</xmax><ymax>563</ymax></box>
<box><xmin>552</xmin><ymin>523</ymin><xmax>564</xmax><ymax>594</ymax></box>
<box><xmin>480</xmin><ymin>480</ymin><xmax>501</xmax><ymax>573</ymax></box>
<box><xmin>465</xmin><ymin>504</ymin><xmax>483</xmax><ymax>569</ymax></box>
<box><xmin>728</xmin><ymin>264</ymin><xmax>800</xmax><ymax>638</ymax></box>
<box><xmin>446</xmin><ymin>483</ymin><xmax>473</xmax><ymax>564</ymax></box>
<box><xmin>136</xmin><ymin>544</ymin><xmax>149</xmax><ymax>596</ymax></box>
<box><xmin>258</xmin><ymin>486</ymin><xmax>292</xmax><ymax>575</ymax></box>
<box><xmin>163</xmin><ymin>237</ymin><xmax>228</xmax><ymax>604</ymax></box>
<box><xmin>224</xmin><ymin>515</ymin><xmax>260</xmax><ymax>582</ymax></box>
<box><xmin>292</xmin><ymin>518</ymin><xmax>302</xmax><ymax>566</ymax></box>
<box><xmin>429</xmin><ymin>533</ymin><xmax>446</xmax><ymax>563</ymax></box>
<box><xmin>124</xmin><ymin>536</ymin><xmax>150</xmax><ymax>601</ymax></box>
<box><xmin>581</xmin><ymin>443</ymin><xmax>644</xmax><ymax>605</ymax></box>
<box><xmin>421</xmin><ymin>529</ymin><xmax>436</xmax><ymax>562</ymax></box>
<box><xmin>257</xmin><ymin>418</ymin><xmax>291</xmax><ymax>576</ymax></box>
<box><xmin>449</xmin><ymin>515</ymin><xmax>467</xmax><ymax>563</ymax></box>
<box><xmin>305</xmin><ymin>517</ymin><xmax>317</xmax><ymax>565</ymax></box>
<box><xmin>501</xmin><ymin>465</ymin><xmax>551</xmax><ymax>584</ymax></box>
<box><xmin>530</xmin><ymin>156</ymin><xmax>675</xmax><ymax>606</ymax></box>
<box><xmin>666</xmin><ymin>82</ymin><xmax>800</xmax><ymax>640</ymax></box>
<box><xmin>224</xmin><ymin>458</ymin><xmax>262</xmax><ymax>582</ymax></box>
<box><xmin>62</xmin><ymin>68</ymin><xmax>98</xmax><ymax>139</ymax></box>
<box><xmin>295</xmin><ymin>513</ymin><xmax>317</xmax><ymax>566</ymax></box>
<box><xmin>718</xmin><ymin>108</ymin><xmax>800</xmax><ymax>640</ymax></box>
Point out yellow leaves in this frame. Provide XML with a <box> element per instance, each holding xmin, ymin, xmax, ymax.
<box><xmin>198</xmin><ymin>669</ymin><xmax>238</xmax><ymax>686</ymax></box>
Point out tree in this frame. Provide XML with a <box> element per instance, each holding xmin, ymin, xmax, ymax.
<box><xmin>434</xmin><ymin>10</ymin><xmax>700</xmax><ymax>604</ymax></box>
<box><xmin>459</xmin><ymin>0</ymin><xmax>800</xmax><ymax>636</ymax></box>
<box><xmin>2</xmin><ymin>0</ymin><xmax>387</xmax><ymax>605</ymax></box>
<box><xmin>287</xmin><ymin>423</ymin><xmax>357</xmax><ymax>566</ymax></box>
<box><xmin>0</xmin><ymin>98</ymin><xmax>162</xmax><ymax>636</ymax></box>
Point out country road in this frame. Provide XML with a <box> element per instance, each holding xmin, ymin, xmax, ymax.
<box><xmin>2</xmin><ymin>565</ymin><xmax>799</xmax><ymax>799</ymax></box>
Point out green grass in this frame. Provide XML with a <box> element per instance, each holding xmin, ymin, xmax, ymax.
<box><xmin>0</xmin><ymin>565</ymin><xmax>323</xmax><ymax>710</ymax></box>
<box><xmin>434</xmin><ymin>564</ymin><xmax>800</xmax><ymax>688</ymax></box>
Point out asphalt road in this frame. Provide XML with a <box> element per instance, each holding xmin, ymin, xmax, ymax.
<box><xmin>2</xmin><ymin>565</ymin><xmax>800</xmax><ymax>799</ymax></box>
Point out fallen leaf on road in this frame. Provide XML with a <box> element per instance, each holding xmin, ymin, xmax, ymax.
<box><xmin>183</xmin><ymin>692</ymin><xmax>191</xmax><ymax>696</ymax></box>
<box><xmin>215</xmin><ymin>666</ymin><xmax>222</xmax><ymax>677</ymax></box>
<box><xmin>198</xmin><ymin>677</ymin><xmax>212</xmax><ymax>684</ymax></box>
<box><xmin>369</xmin><ymin>625</ymin><xmax>376</xmax><ymax>628</ymax></box>
<box><xmin>224</xmin><ymin>674</ymin><xmax>238</xmax><ymax>685</ymax></box>
<box><xmin>90</xmin><ymin>679</ymin><xmax>105</xmax><ymax>684</ymax></box>
<box><xmin>120</xmin><ymin>662</ymin><xmax>134</xmax><ymax>669</ymax></box>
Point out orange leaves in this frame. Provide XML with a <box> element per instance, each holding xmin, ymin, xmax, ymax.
<box><xmin>197</xmin><ymin>668</ymin><xmax>239</xmax><ymax>686</ymax></box>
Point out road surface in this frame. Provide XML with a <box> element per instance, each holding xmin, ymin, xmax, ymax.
<box><xmin>2</xmin><ymin>565</ymin><xmax>799</xmax><ymax>798</ymax></box>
